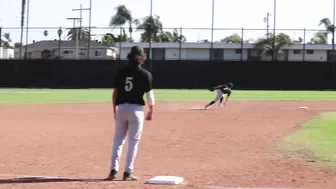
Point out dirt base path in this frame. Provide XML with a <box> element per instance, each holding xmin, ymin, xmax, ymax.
<box><xmin>0</xmin><ymin>101</ymin><xmax>336</xmax><ymax>189</ymax></box>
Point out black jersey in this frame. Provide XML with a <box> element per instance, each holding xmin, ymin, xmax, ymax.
<box><xmin>220</xmin><ymin>85</ymin><xmax>232</xmax><ymax>97</ymax></box>
<box><xmin>113</xmin><ymin>63</ymin><xmax>153</xmax><ymax>106</ymax></box>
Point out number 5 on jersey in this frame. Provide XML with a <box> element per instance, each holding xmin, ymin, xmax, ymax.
<box><xmin>125</xmin><ymin>77</ymin><xmax>133</xmax><ymax>91</ymax></box>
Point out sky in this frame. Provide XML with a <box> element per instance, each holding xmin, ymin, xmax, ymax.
<box><xmin>0</xmin><ymin>0</ymin><xmax>335</xmax><ymax>45</ymax></box>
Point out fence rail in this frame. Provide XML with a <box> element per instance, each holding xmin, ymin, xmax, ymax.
<box><xmin>0</xmin><ymin>27</ymin><xmax>334</xmax><ymax>61</ymax></box>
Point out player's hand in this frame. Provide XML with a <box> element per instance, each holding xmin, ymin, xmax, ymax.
<box><xmin>146</xmin><ymin>111</ymin><xmax>153</xmax><ymax>121</ymax></box>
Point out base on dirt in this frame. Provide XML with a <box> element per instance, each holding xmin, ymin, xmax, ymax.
<box><xmin>147</xmin><ymin>175</ymin><xmax>184</xmax><ymax>185</ymax></box>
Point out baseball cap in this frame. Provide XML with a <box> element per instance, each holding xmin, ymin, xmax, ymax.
<box><xmin>130</xmin><ymin>45</ymin><xmax>146</xmax><ymax>56</ymax></box>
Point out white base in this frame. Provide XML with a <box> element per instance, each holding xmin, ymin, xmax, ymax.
<box><xmin>299</xmin><ymin>106</ymin><xmax>309</xmax><ymax>110</ymax></box>
<box><xmin>147</xmin><ymin>175</ymin><xmax>184</xmax><ymax>185</ymax></box>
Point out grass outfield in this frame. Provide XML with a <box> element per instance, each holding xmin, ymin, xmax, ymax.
<box><xmin>0</xmin><ymin>89</ymin><xmax>336</xmax><ymax>105</ymax></box>
<box><xmin>275</xmin><ymin>112</ymin><xmax>336</xmax><ymax>168</ymax></box>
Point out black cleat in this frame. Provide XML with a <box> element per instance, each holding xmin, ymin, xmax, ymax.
<box><xmin>106</xmin><ymin>169</ymin><xmax>118</xmax><ymax>180</ymax></box>
<box><xmin>123</xmin><ymin>172</ymin><xmax>137</xmax><ymax>181</ymax></box>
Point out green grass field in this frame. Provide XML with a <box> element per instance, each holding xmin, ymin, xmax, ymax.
<box><xmin>0</xmin><ymin>88</ymin><xmax>336</xmax><ymax>105</ymax></box>
<box><xmin>1</xmin><ymin>88</ymin><xmax>336</xmax><ymax>167</ymax></box>
<box><xmin>275</xmin><ymin>112</ymin><xmax>336</xmax><ymax>168</ymax></box>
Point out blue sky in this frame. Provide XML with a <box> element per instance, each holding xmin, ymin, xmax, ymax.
<box><xmin>0</xmin><ymin>0</ymin><xmax>335</xmax><ymax>45</ymax></box>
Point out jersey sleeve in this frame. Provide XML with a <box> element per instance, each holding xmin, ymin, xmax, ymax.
<box><xmin>113</xmin><ymin>70</ymin><xmax>123</xmax><ymax>89</ymax></box>
<box><xmin>144</xmin><ymin>71</ymin><xmax>153</xmax><ymax>92</ymax></box>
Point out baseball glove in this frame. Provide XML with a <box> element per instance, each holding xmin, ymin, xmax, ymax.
<box><xmin>209</xmin><ymin>87</ymin><xmax>214</xmax><ymax>92</ymax></box>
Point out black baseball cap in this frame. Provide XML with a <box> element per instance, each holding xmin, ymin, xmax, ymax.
<box><xmin>130</xmin><ymin>45</ymin><xmax>145</xmax><ymax>56</ymax></box>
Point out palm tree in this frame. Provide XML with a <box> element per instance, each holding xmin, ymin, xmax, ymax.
<box><xmin>102</xmin><ymin>30</ymin><xmax>128</xmax><ymax>45</ymax></box>
<box><xmin>308</xmin><ymin>31</ymin><xmax>328</xmax><ymax>44</ymax></box>
<box><xmin>67</xmin><ymin>28</ymin><xmax>90</xmax><ymax>41</ymax></box>
<box><xmin>319</xmin><ymin>18</ymin><xmax>335</xmax><ymax>53</ymax></box>
<box><xmin>19</xmin><ymin>0</ymin><xmax>26</xmax><ymax>59</ymax></box>
<box><xmin>136</xmin><ymin>15</ymin><xmax>163</xmax><ymax>42</ymax></box>
<box><xmin>158</xmin><ymin>29</ymin><xmax>186</xmax><ymax>42</ymax></box>
<box><xmin>254</xmin><ymin>33</ymin><xmax>293</xmax><ymax>60</ymax></box>
<box><xmin>109</xmin><ymin>5</ymin><xmax>134</xmax><ymax>41</ymax></box>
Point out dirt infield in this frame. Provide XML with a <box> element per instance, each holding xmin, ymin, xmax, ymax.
<box><xmin>1</xmin><ymin>101</ymin><xmax>336</xmax><ymax>189</ymax></box>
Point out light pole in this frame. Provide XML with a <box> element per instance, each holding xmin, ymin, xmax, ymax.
<box><xmin>263</xmin><ymin>13</ymin><xmax>271</xmax><ymax>38</ymax></box>
<box><xmin>272</xmin><ymin>0</ymin><xmax>276</xmax><ymax>61</ymax></box>
<box><xmin>332</xmin><ymin>0</ymin><xmax>335</xmax><ymax>60</ymax></box>
<box><xmin>88</xmin><ymin>0</ymin><xmax>92</xmax><ymax>59</ymax></box>
<box><xmin>210</xmin><ymin>0</ymin><xmax>215</xmax><ymax>61</ymax></box>
<box><xmin>57</xmin><ymin>27</ymin><xmax>62</xmax><ymax>58</ymax></box>
<box><xmin>149</xmin><ymin>0</ymin><xmax>153</xmax><ymax>70</ymax></box>
<box><xmin>25</xmin><ymin>0</ymin><xmax>30</xmax><ymax>59</ymax></box>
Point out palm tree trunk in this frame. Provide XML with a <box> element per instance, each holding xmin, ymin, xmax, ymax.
<box><xmin>19</xmin><ymin>0</ymin><xmax>26</xmax><ymax>60</ymax></box>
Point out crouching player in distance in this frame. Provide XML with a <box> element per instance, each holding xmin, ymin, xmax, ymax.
<box><xmin>205</xmin><ymin>83</ymin><xmax>233</xmax><ymax>110</ymax></box>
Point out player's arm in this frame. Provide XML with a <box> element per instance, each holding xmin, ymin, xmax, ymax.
<box><xmin>213</xmin><ymin>85</ymin><xmax>223</xmax><ymax>89</ymax></box>
<box><xmin>145</xmin><ymin>72</ymin><xmax>155</xmax><ymax>113</ymax></box>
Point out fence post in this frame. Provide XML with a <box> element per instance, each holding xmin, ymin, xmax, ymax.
<box><xmin>241</xmin><ymin>28</ymin><xmax>244</xmax><ymax>61</ymax></box>
<box><xmin>303</xmin><ymin>28</ymin><xmax>306</xmax><ymax>61</ymax></box>
<box><xmin>179</xmin><ymin>27</ymin><xmax>182</xmax><ymax>60</ymax></box>
<box><xmin>119</xmin><ymin>27</ymin><xmax>122</xmax><ymax>59</ymax></box>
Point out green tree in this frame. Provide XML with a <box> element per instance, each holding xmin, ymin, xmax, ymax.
<box><xmin>136</xmin><ymin>15</ymin><xmax>163</xmax><ymax>42</ymax></box>
<box><xmin>102</xmin><ymin>30</ymin><xmax>128</xmax><ymax>45</ymax></box>
<box><xmin>221</xmin><ymin>34</ymin><xmax>241</xmax><ymax>43</ymax></box>
<box><xmin>254</xmin><ymin>33</ymin><xmax>293</xmax><ymax>60</ymax></box>
<box><xmin>308</xmin><ymin>31</ymin><xmax>328</xmax><ymax>44</ymax></box>
<box><xmin>319</xmin><ymin>18</ymin><xmax>334</xmax><ymax>45</ymax></box>
<box><xmin>67</xmin><ymin>28</ymin><xmax>90</xmax><ymax>41</ymax></box>
<box><xmin>158</xmin><ymin>29</ymin><xmax>186</xmax><ymax>42</ymax></box>
<box><xmin>109</xmin><ymin>5</ymin><xmax>134</xmax><ymax>41</ymax></box>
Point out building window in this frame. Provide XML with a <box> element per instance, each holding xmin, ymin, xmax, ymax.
<box><xmin>212</xmin><ymin>49</ymin><xmax>223</xmax><ymax>60</ymax></box>
<box><xmin>152</xmin><ymin>48</ymin><xmax>165</xmax><ymax>60</ymax></box>
<box><xmin>95</xmin><ymin>50</ymin><xmax>102</xmax><ymax>56</ymax></box>
<box><xmin>306</xmin><ymin>50</ymin><xmax>314</xmax><ymax>54</ymax></box>
<box><xmin>293</xmin><ymin>50</ymin><xmax>301</xmax><ymax>54</ymax></box>
<box><xmin>235</xmin><ymin>49</ymin><xmax>242</xmax><ymax>54</ymax></box>
<box><xmin>63</xmin><ymin>50</ymin><xmax>74</xmax><ymax>54</ymax></box>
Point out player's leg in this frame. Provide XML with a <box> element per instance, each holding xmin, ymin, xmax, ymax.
<box><xmin>219</xmin><ymin>96</ymin><xmax>224</xmax><ymax>107</ymax></box>
<box><xmin>108</xmin><ymin>105</ymin><xmax>128</xmax><ymax>180</ymax></box>
<box><xmin>124</xmin><ymin>104</ymin><xmax>144</xmax><ymax>181</ymax></box>
<box><xmin>205</xmin><ymin>89</ymin><xmax>222</xmax><ymax>109</ymax></box>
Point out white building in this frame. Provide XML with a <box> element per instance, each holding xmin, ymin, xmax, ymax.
<box><xmin>14</xmin><ymin>40</ymin><xmax>117</xmax><ymax>60</ymax></box>
<box><xmin>116</xmin><ymin>42</ymin><xmax>335</xmax><ymax>62</ymax></box>
<box><xmin>0</xmin><ymin>47</ymin><xmax>14</xmax><ymax>59</ymax></box>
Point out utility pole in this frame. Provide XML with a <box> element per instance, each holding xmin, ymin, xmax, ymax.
<box><xmin>72</xmin><ymin>3</ymin><xmax>91</xmax><ymax>59</ymax></box>
<box><xmin>263</xmin><ymin>13</ymin><xmax>271</xmax><ymax>39</ymax></box>
<box><xmin>67</xmin><ymin>17</ymin><xmax>82</xmax><ymax>60</ymax></box>
<box><xmin>72</xmin><ymin>4</ymin><xmax>90</xmax><ymax>41</ymax></box>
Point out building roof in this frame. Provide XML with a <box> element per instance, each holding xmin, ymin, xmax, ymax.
<box><xmin>24</xmin><ymin>40</ymin><xmax>115</xmax><ymax>49</ymax></box>
<box><xmin>116</xmin><ymin>42</ymin><xmax>336</xmax><ymax>50</ymax></box>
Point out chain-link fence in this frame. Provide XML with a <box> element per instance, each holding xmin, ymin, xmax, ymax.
<box><xmin>0</xmin><ymin>26</ymin><xmax>332</xmax><ymax>60</ymax></box>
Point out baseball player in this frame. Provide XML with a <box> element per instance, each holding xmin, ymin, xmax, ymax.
<box><xmin>107</xmin><ymin>46</ymin><xmax>154</xmax><ymax>181</ymax></box>
<box><xmin>205</xmin><ymin>83</ymin><xmax>233</xmax><ymax>110</ymax></box>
